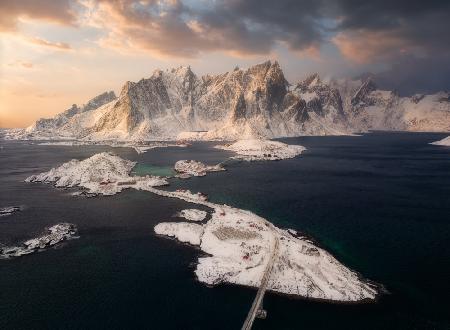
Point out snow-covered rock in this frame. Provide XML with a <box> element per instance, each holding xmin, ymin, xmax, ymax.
<box><xmin>0</xmin><ymin>206</ymin><xmax>21</xmax><ymax>217</ymax></box>
<box><xmin>25</xmin><ymin>152</ymin><xmax>168</xmax><ymax>195</ymax></box>
<box><xmin>216</xmin><ymin>139</ymin><xmax>305</xmax><ymax>161</ymax></box>
<box><xmin>177</xmin><ymin>209</ymin><xmax>208</xmax><ymax>222</ymax></box>
<box><xmin>331</xmin><ymin>78</ymin><xmax>450</xmax><ymax>133</ymax></box>
<box><xmin>154</xmin><ymin>222</ymin><xmax>204</xmax><ymax>245</ymax></box>
<box><xmin>0</xmin><ymin>223</ymin><xmax>78</xmax><ymax>259</ymax></box>
<box><xmin>10</xmin><ymin>91</ymin><xmax>117</xmax><ymax>140</ymax></box>
<box><xmin>174</xmin><ymin>160</ymin><xmax>225</xmax><ymax>177</ymax></box>
<box><xmin>431</xmin><ymin>136</ymin><xmax>450</xmax><ymax>146</ymax></box>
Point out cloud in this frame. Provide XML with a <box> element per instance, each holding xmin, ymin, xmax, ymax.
<box><xmin>0</xmin><ymin>1</ymin><xmax>75</xmax><ymax>51</ymax></box>
<box><xmin>27</xmin><ymin>37</ymin><xmax>72</xmax><ymax>50</ymax></box>
<box><xmin>2</xmin><ymin>0</ymin><xmax>450</xmax><ymax>94</ymax></box>
<box><xmin>82</xmin><ymin>0</ymin><xmax>450</xmax><ymax>68</ymax></box>
<box><xmin>0</xmin><ymin>0</ymin><xmax>77</xmax><ymax>32</ymax></box>
<box><xmin>82</xmin><ymin>0</ymin><xmax>327</xmax><ymax>58</ymax></box>
<box><xmin>332</xmin><ymin>30</ymin><xmax>413</xmax><ymax>63</ymax></box>
<box><xmin>371</xmin><ymin>55</ymin><xmax>450</xmax><ymax>95</ymax></box>
<box><xmin>332</xmin><ymin>0</ymin><xmax>450</xmax><ymax>61</ymax></box>
<box><xmin>8</xmin><ymin>60</ymin><xmax>34</xmax><ymax>69</ymax></box>
<box><xmin>5</xmin><ymin>1</ymin><xmax>450</xmax><ymax>63</ymax></box>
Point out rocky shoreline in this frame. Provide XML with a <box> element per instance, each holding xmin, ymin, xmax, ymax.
<box><xmin>0</xmin><ymin>223</ymin><xmax>78</xmax><ymax>259</ymax></box>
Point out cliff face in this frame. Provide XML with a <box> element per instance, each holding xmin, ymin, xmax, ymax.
<box><xmin>21</xmin><ymin>61</ymin><xmax>450</xmax><ymax>141</ymax></box>
<box><xmin>83</xmin><ymin>61</ymin><xmax>302</xmax><ymax>140</ymax></box>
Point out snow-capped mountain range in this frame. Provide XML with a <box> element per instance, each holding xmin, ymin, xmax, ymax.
<box><xmin>7</xmin><ymin>61</ymin><xmax>450</xmax><ymax>141</ymax></box>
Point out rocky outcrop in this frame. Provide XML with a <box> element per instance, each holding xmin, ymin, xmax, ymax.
<box><xmin>0</xmin><ymin>206</ymin><xmax>21</xmax><ymax>217</ymax></box>
<box><xmin>174</xmin><ymin>160</ymin><xmax>225</xmax><ymax>178</ymax></box>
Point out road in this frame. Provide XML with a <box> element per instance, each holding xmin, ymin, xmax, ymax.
<box><xmin>146</xmin><ymin>186</ymin><xmax>280</xmax><ymax>330</ymax></box>
<box><xmin>241</xmin><ymin>234</ymin><xmax>280</xmax><ymax>330</ymax></box>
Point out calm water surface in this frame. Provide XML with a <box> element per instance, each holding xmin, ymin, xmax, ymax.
<box><xmin>0</xmin><ymin>132</ymin><xmax>449</xmax><ymax>329</ymax></box>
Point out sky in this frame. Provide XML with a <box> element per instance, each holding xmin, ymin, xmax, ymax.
<box><xmin>1</xmin><ymin>0</ymin><xmax>449</xmax><ymax>128</ymax></box>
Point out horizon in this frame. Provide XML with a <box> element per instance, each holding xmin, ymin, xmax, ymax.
<box><xmin>1</xmin><ymin>0</ymin><xmax>450</xmax><ymax>128</ymax></box>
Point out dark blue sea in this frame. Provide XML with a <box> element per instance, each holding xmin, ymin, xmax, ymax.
<box><xmin>1</xmin><ymin>132</ymin><xmax>449</xmax><ymax>329</ymax></box>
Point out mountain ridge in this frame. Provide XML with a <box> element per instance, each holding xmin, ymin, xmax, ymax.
<box><xmin>8</xmin><ymin>61</ymin><xmax>450</xmax><ymax>141</ymax></box>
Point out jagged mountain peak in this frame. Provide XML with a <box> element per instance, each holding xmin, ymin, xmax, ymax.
<box><xmin>119</xmin><ymin>81</ymin><xmax>136</xmax><ymax>96</ymax></box>
<box><xmin>151</xmin><ymin>69</ymin><xmax>164</xmax><ymax>78</ymax></box>
<box><xmin>149</xmin><ymin>66</ymin><xmax>197</xmax><ymax>83</ymax></box>
<box><xmin>246</xmin><ymin>60</ymin><xmax>280</xmax><ymax>75</ymax></box>
<box><xmin>170</xmin><ymin>65</ymin><xmax>194</xmax><ymax>76</ymax></box>
<box><xmin>362</xmin><ymin>77</ymin><xmax>377</xmax><ymax>89</ymax></box>
<box><xmin>303</xmin><ymin>73</ymin><xmax>321</xmax><ymax>87</ymax></box>
<box><xmin>83</xmin><ymin>91</ymin><xmax>116</xmax><ymax>112</ymax></box>
<box><xmin>264</xmin><ymin>60</ymin><xmax>285</xmax><ymax>78</ymax></box>
<box><xmin>15</xmin><ymin>60</ymin><xmax>450</xmax><ymax>141</ymax></box>
<box><xmin>351</xmin><ymin>78</ymin><xmax>377</xmax><ymax>106</ymax></box>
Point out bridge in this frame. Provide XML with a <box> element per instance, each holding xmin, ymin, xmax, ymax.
<box><xmin>145</xmin><ymin>186</ymin><xmax>281</xmax><ymax>330</ymax></box>
<box><xmin>241</xmin><ymin>235</ymin><xmax>279</xmax><ymax>330</ymax></box>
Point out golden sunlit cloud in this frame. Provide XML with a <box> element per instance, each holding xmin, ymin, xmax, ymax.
<box><xmin>8</xmin><ymin>60</ymin><xmax>34</xmax><ymax>69</ymax></box>
<box><xmin>82</xmin><ymin>0</ymin><xmax>311</xmax><ymax>59</ymax></box>
<box><xmin>0</xmin><ymin>0</ymin><xmax>77</xmax><ymax>32</ymax></box>
<box><xmin>27</xmin><ymin>36</ymin><xmax>72</xmax><ymax>50</ymax></box>
<box><xmin>332</xmin><ymin>30</ymin><xmax>414</xmax><ymax>64</ymax></box>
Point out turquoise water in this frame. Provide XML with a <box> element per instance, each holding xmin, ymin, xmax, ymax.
<box><xmin>0</xmin><ymin>133</ymin><xmax>449</xmax><ymax>329</ymax></box>
<box><xmin>132</xmin><ymin>163</ymin><xmax>175</xmax><ymax>177</ymax></box>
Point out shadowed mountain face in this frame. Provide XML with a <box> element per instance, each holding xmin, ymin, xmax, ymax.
<box><xmin>14</xmin><ymin>61</ymin><xmax>450</xmax><ymax>141</ymax></box>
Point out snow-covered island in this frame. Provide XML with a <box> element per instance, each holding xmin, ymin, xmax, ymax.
<box><xmin>154</xmin><ymin>204</ymin><xmax>378</xmax><ymax>302</ymax></box>
<box><xmin>0</xmin><ymin>206</ymin><xmax>21</xmax><ymax>217</ymax></box>
<box><xmin>431</xmin><ymin>136</ymin><xmax>450</xmax><ymax>146</ymax></box>
<box><xmin>174</xmin><ymin>160</ymin><xmax>225</xmax><ymax>178</ymax></box>
<box><xmin>216</xmin><ymin>139</ymin><xmax>306</xmax><ymax>161</ymax></box>
<box><xmin>25</xmin><ymin>152</ymin><xmax>168</xmax><ymax>195</ymax></box>
<box><xmin>177</xmin><ymin>209</ymin><xmax>208</xmax><ymax>221</ymax></box>
<box><xmin>0</xmin><ymin>223</ymin><xmax>78</xmax><ymax>259</ymax></box>
<box><xmin>25</xmin><ymin>152</ymin><xmax>379</xmax><ymax>302</ymax></box>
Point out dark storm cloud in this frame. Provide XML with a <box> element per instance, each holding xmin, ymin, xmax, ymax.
<box><xmin>89</xmin><ymin>0</ymin><xmax>450</xmax><ymax>62</ymax></box>
<box><xmin>335</xmin><ymin>0</ymin><xmax>450</xmax><ymax>30</ymax></box>
<box><xmin>197</xmin><ymin>0</ymin><xmax>326</xmax><ymax>51</ymax></box>
<box><xmin>333</xmin><ymin>0</ymin><xmax>450</xmax><ymax>57</ymax></box>
<box><xmin>373</xmin><ymin>55</ymin><xmax>450</xmax><ymax>95</ymax></box>
<box><xmin>328</xmin><ymin>0</ymin><xmax>450</xmax><ymax>93</ymax></box>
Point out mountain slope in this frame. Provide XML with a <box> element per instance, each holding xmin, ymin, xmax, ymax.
<box><xmin>24</xmin><ymin>91</ymin><xmax>117</xmax><ymax>139</ymax></box>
